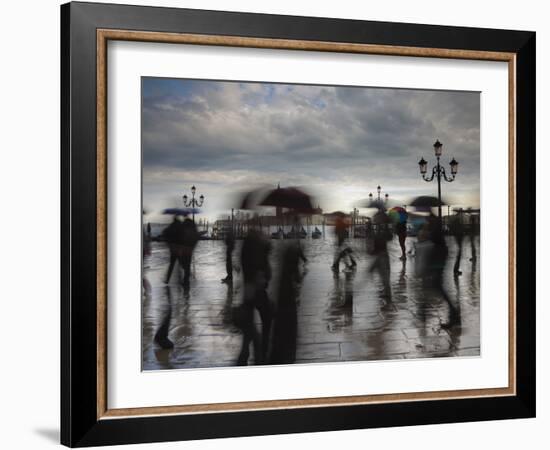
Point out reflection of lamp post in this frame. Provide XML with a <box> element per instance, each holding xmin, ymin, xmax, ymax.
<box><xmin>369</xmin><ymin>186</ymin><xmax>389</xmax><ymax>203</ymax></box>
<box><xmin>418</xmin><ymin>140</ymin><xmax>459</xmax><ymax>220</ymax></box>
<box><xmin>182</xmin><ymin>185</ymin><xmax>204</xmax><ymax>223</ymax></box>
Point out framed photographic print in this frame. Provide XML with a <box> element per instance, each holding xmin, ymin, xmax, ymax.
<box><xmin>61</xmin><ymin>1</ymin><xmax>536</xmax><ymax>447</ymax></box>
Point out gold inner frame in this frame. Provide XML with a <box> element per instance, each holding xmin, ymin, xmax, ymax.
<box><xmin>96</xmin><ymin>29</ymin><xmax>517</xmax><ymax>420</ymax></box>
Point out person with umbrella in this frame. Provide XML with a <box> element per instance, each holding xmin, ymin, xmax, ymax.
<box><xmin>180</xmin><ymin>212</ymin><xmax>199</xmax><ymax>285</ymax></box>
<box><xmin>331</xmin><ymin>212</ymin><xmax>350</xmax><ymax>272</ymax></box>
<box><xmin>235</xmin><ymin>227</ymin><xmax>273</xmax><ymax>365</ymax></box>
<box><xmin>368</xmin><ymin>209</ymin><xmax>393</xmax><ymax>300</ymax></box>
<box><xmin>161</xmin><ymin>210</ymin><xmax>199</xmax><ymax>285</ymax></box>
<box><xmin>410</xmin><ymin>196</ymin><xmax>461</xmax><ymax>328</ymax></box>
<box><xmin>270</xmin><ymin>234</ymin><xmax>307</xmax><ymax>365</ymax></box>
<box><xmin>162</xmin><ymin>215</ymin><xmax>183</xmax><ymax>284</ymax></box>
<box><xmin>389</xmin><ymin>206</ymin><xmax>408</xmax><ymax>261</ymax></box>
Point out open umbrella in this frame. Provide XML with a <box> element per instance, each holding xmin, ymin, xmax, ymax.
<box><xmin>388</xmin><ymin>206</ymin><xmax>408</xmax><ymax>224</ymax></box>
<box><xmin>162</xmin><ymin>207</ymin><xmax>200</xmax><ymax>216</ymax></box>
<box><xmin>235</xmin><ymin>187</ymin><xmax>272</xmax><ymax>210</ymax></box>
<box><xmin>259</xmin><ymin>186</ymin><xmax>314</xmax><ymax>213</ymax></box>
<box><xmin>358</xmin><ymin>198</ymin><xmax>388</xmax><ymax>210</ymax></box>
<box><xmin>409</xmin><ymin>196</ymin><xmax>446</xmax><ymax>212</ymax></box>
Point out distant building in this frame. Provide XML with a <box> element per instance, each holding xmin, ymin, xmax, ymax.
<box><xmin>322</xmin><ymin>211</ymin><xmax>350</xmax><ymax>226</ymax></box>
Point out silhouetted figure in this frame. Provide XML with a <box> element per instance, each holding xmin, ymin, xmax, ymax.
<box><xmin>221</xmin><ymin>228</ymin><xmax>235</xmax><ymax>283</ymax></box>
<box><xmin>270</xmin><ymin>240</ymin><xmax>307</xmax><ymax>364</ymax></box>
<box><xmin>332</xmin><ymin>215</ymin><xmax>349</xmax><ymax>272</ymax></box>
<box><xmin>236</xmin><ymin>229</ymin><xmax>273</xmax><ymax>365</ymax></box>
<box><xmin>180</xmin><ymin>215</ymin><xmax>199</xmax><ymax>285</ymax></box>
<box><xmin>425</xmin><ymin>215</ymin><xmax>461</xmax><ymax>328</ymax></box>
<box><xmin>142</xmin><ymin>228</ymin><xmax>152</xmax><ymax>294</ymax></box>
<box><xmin>146</xmin><ymin>222</ymin><xmax>152</xmax><ymax>237</ymax></box>
<box><xmin>395</xmin><ymin>221</ymin><xmax>408</xmax><ymax>261</ymax></box>
<box><xmin>154</xmin><ymin>286</ymin><xmax>174</xmax><ymax>349</ymax></box>
<box><xmin>163</xmin><ymin>216</ymin><xmax>182</xmax><ymax>283</ymax></box>
<box><xmin>368</xmin><ymin>210</ymin><xmax>392</xmax><ymax>299</ymax></box>
<box><xmin>469</xmin><ymin>215</ymin><xmax>479</xmax><ymax>262</ymax></box>
<box><xmin>449</xmin><ymin>214</ymin><xmax>464</xmax><ymax>276</ymax></box>
<box><xmin>162</xmin><ymin>213</ymin><xmax>199</xmax><ymax>285</ymax></box>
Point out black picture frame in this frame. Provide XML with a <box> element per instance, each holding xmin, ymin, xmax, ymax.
<box><xmin>61</xmin><ymin>1</ymin><xmax>535</xmax><ymax>447</ymax></box>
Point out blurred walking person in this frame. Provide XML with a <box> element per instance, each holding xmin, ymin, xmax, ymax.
<box><xmin>162</xmin><ymin>212</ymin><xmax>199</xmax><ymax>285</ymax></box>
<box><xmin>368</xmin><ymin>210</ymin><xmax>393</xmax><ymax>299</ymax></box>
<box><xmin>180</xmin><ymin>213</ymin><xmax>199</xmax><ymax>285</ymax></box>
<box><xmin>449</xmin><ymin>213</ymin><xmax>464</xmax><ymax>276</ymax></box>
<box><xmin>162</xmin><ymin>215</ymin><xmax>182</xmax><ymax>284</ymax></box>
<box><xmin>235</xmin><ymin>229</ymin><xmax>273</xmax><ymax>365</ymax></box>
<box><xmin>426</xmin><ymin>214</ymin><xmax>461</xmax><ymax>328</ymax></box>
<box><xmin>388</xmin><ymin>206</ymin><xmax>408</xmax><ymax>261</ymax></box>
<box><xmin>221</xmin><ymin>227</ymin><xmax>235</xmax><ymax>283</ymax></box>
<box><xmin>332</xmin><ymin>214</ymin><xmax>349</xmax><ymax>272</ymax></box>
<box><xmin>395</xmin><ymin>220</ymin><xmax>408</xmax><ymax>261</ymax></box>
<box><xmin>270</xmin><ymin>239</ymin><xmax>307</xmax><ymax>365</ymax></box>
<box><xmin>469</xmin><ymin>214</ymin><xmax>479</xmax><ymax>262</ymax></box>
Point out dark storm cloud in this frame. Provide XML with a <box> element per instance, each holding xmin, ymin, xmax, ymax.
<box><xmin>142</xmin><ymin>78</ymin><xmax>480</xmax><ymax>219</ymax></box>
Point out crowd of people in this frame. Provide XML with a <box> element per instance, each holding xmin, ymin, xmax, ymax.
<box><xmin>145</xmin><ymin>209</ymin><xmax>477</xmax><ymax>365</ymax></box>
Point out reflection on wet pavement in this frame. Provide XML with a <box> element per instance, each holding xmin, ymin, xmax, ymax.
<box><xmin>142</xmin><ymin>235</ymin><xmax>480</xmax><ymax>370</ymax></box>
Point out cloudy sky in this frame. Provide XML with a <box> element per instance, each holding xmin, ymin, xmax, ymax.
<box><xmin>142</xmin><ymin>77</ymin><xmax>480</xmax><ymax>223</ymax></box>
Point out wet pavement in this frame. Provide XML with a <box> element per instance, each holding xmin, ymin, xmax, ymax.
<box><xmin>142</xmin><ymin>233</ymin><xmax>480</xmax><ymax>370</ymax></box>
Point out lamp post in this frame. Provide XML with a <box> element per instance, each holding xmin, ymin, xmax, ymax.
<box><xmin>418</xmin><ymin>140</ymin><xmax>459</xmax><ymax>220</ymax></box>
<box><xmin>369</xmin><ymin>186</ymin><xmax>389</xmax><ymax>203</ymax></box>
<box><xmin>182</xmin><ymin>185</ymin><xmax>204</xmax><ymax>223</ymax></box>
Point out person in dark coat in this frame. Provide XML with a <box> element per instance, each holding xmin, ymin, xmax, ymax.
<box><xmin>449</xmin><ymin>213</ymin><xmax>464</xmax><ymax>276</ymax></box>
<box><xmin>331</xmin><ymin>215</ymin><xmax>349</xmax><ymax>272</ymax></box>
<box><xmin>179</xmin><ymin>214</ymin><xmax>199</xmax><ymax>285</ymax></box>
<box><xmin>221</xmin><ymin>228</ymin><xmax>235</xmax><ymax>283</ymax></box>
<box><xmin>162</xmin><ymin>213</ymin><xmax>199</xmax><ymax>285</ymax></box>
<box><xmin>162</xmin><ymin>216</ymin><xmax>182</xmax><ymax>284</ymax></box>
<box><xmin>395</xmin><ymin>220</ymin><xmax>408</xmax><ymax>261</ymax></box>
<box><xmin>426</xmin><ymin>214</ymin><xmax>461</xmax><ymax>328</ymax></box>
<box><xmin>368</xmin><ymin>210</ymin><xmax>393</xmax><ymax>299</ymax></box>
<box><xmin>270</xmin><ymin>240</ymin><xmax>307</xmax><ymax>365</ymax></box>
<box><xmin>236</xmin><ymin>228</ymin><xmax>272</xmax><ymax>365</ymax></box>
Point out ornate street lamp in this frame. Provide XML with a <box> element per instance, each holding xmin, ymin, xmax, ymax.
<box><xmin>182</xmin><ymin>185</ymin><xmax>205</xmax><ymax>223</ymax></box>
<box><xmin>369</xmin><ymin>185</ymin><xmax>389</xmax><ymax>203</ymax></box>
<box><xmin>418</xmin><ymin>140</ymin><xmax>459</xmax><ymax>220</ymax></box>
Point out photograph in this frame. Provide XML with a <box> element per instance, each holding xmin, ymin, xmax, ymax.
<box><xmin>141</xmin><ymin>77</ymin><xmax>481</xmax><ymax>370</ymax></box>
<box><xmin>57</xmin><ymin>1</ymin><xmax>536</xmax><ymax>446</ymax></box>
